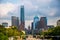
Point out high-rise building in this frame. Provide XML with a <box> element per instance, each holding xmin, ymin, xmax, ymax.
<box><xmin>57</xmin><ymin>20</ymin><xmax>60</xmax><ymax>26</ymax></box>
<box><xmin>2</xmin><ymin>22</ymin><xmax>8</xmax><ymax>27</ymax></box>
<box><xmin>20</xmin><ymin>5</ymin><xmax>25</xmax><ymax>23</ymax></box>
<box><xmin>31</xmin><ymin>22</ymin><xmax>33</xmax><ymax>30</ymax></box>
<box><xmin>33</xmin><ymin>16</ymin><xmax>39</xmax><ymax>30</ymax></box>
<box><xmin>40</xmin><ymin>17</ymin><xmax>47</xmax><ymax>30</ymax></box>
<box><xmin>35</xmin><ymin>21</ymin><xmax>40</xmax><ymax>30</ymax></box>
<box><xmin>11</xmin><ymin>16</ymin><xmax>19</xmax><ymax>28</ymax></box>
<box><xmin>31</xmin><ymin>17</ymin><xmax>47</xmax><ymax>35</ymax></box>
<box><xmin>19</xmin><ymin>5</ymin><xmax>25</xmax><ymax>31</ymax></box>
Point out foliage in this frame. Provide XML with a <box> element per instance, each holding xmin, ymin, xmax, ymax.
<box><xmin>41</xmin><ymin>26</ymin><xmax>60</xmax><ymax>36</ymax></box>
<box><xmin>0</xmin><ymin>25</ymin><xmax>25</xmax><ymax>40</ymax></box>
<box><xmin>0</xmin><ymin>32</ymin><xmax>8</xmax><ymax>40</ymax></box>
<box><xmin>0</xmin><ymin>25</ymin><xmax>4</xmax><ymax>28</ymax></box>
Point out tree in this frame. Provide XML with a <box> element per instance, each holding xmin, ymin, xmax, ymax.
<box><xmin>0</xmin><ymin>25</ymin><xmax>25</xmax><ymax>40</ymax></box>
<box><xmin>52</xmin><ymin>26</ymin><xmax>60</xmax><ymax>36</ymax></box>
<box><xmin>0</xmin><ymin>32</ymin><xmax>8</xmax><ymax>40</ymax></box>
<box><xmin>41</xmin><ymin>26</ymin><xmax>60</xmax><ymax>36</ymax></box>
<box><xmin>0</xmin><ymin>25</ymin><xmax>4</xmax><ymax>28</ymax></box>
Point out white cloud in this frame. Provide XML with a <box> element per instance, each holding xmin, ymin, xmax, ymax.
<box><xmin>23</xmin><ymin>1</ymin><xmax>38</xmax><ymax>10</ymax></box>
<box><xmin>0</xmin><ymin>3</ymin><xmax>17</xmax><ymax>17</ymax></box>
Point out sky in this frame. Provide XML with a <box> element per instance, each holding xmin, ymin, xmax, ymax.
<box><xmin>0</xmin><ymin>0</ymin><xmax>60</xmax><ymax>28</ymax></box>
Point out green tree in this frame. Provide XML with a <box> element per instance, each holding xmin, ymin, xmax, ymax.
<box><xmin>0</xmin><ymin>32</ymin><xmax>8</xmax><ymax>40</ymax></box>
<box><xmin>41</xmin><ymin>26</ymin><xmax>60</xmax><ymax>36</ymax></box>
<box><xmin>0</xmin><ymin>25</ymin><xmax>4</xmax><ymax>28</ymax></box>
<box><xmin>0</xmin><ymin>25</ymin><xmax>26</xmax><ymax>40</ymax></box>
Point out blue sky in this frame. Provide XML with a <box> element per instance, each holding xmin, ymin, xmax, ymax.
<box><xmin>0</xmin><ymin>0</ymin><xmax>60</xmax><ymax>28</ymax></box>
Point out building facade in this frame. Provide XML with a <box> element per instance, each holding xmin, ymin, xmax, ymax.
<box><xmin>33</xmin><ymin>16</ymin><xmax>39</xmax><ymax>30</ymax></box>
<box><xmin>11</xmin><ymin>16</ymin><xmax>19</xmax><ymax>28</ymax></box>
<box><xmin>57</xmin><ymin>20</ymin><xmax>60</xmax><ymax>26</ymax></box>
<box><xmin>2</xmin><ymin>22</ymin><xmax>8</xmax><ymax>27</ymax></box>
<box><xmin>40</xmin><ymin>17</ymin><xmax>47</xmax><ymax>30</ymax></box>
<box><xmin>36</xmin><ymin>17</ymin><xmax>47</xmax><ymax>30</ymax></box>
<box><xmin>19</xmin><ymin>5</ymin><xmax>25</xmax><ymax>31</ymax></box>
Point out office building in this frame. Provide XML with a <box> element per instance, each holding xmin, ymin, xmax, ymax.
<box><xmin>11</xmin><ymin>16</ymin><xmax>19</xmax><ymax>28</ymax></box>
<box><xmin>33</xmin><ymin>16</ymin><xmax>39</xmax><ymax>30</ymax></box>
<box><xmin>31</xmin><ymin>17</ymin><xmax>47</xmax><ymax>34</ymax></box>
<box><xmin>36</xmin><ymin>17</ymin><xmax>47</xmax><ymax>30</ymax></box>
<box><xmin>19</xmin><ymin>5</ymin><xmax>25</xmax><ymax>31</ymax></box>
<box><xmin>2</xmin><ymin>22</ymin><xmax>8</xmax><ymax>27</ymax></box>
<box><xmin>40</xmin><ymin>17</ymin><xmax>47</xmax><ymax>30</ymax></box>
<box><xmin>57</xmin><ymin>20</ymin><xmax>60</xmax><ymax>26</ymax></box>
<box><xmin>31</xmin><ymin>22</ymin><xmax>33</xmax><ymax>30</ymax></box>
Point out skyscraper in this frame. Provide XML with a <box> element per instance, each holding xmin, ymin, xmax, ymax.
<box><xmin>33</xmin><ymin>16</ymin><xmax>39</xmax><ymax>30</ymax></box>
<box><xmin>40</xmin><ymin>17</ymin><xmax>47</xmax><ymax>30</ymax></box>
<box><xmin>20</xmin><ymin>5</ymin><xmax>25</xmax><ymax>23</ymax></box>
<box><xmin>31</xmin><ymin>22</ymin><xmax>33</xmax><ymax>30</ymax></box>
<box><xmin>11</xmin><ymin>16</ymin><xmax>19</xmax><ymax>28</ymax></box>
<box><xmin>19</xmin><ymin>5</ymin><xmax>25</xmax><ymax>31</ymax></box>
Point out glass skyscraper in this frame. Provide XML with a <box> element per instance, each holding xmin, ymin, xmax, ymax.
<box><xmin>20</xmin><ymin>5</ymin><xmax>25</xmax><ymax>23</ymax></box>
<box><xmin>19</xmin><ymin>5</ymin><xmax>25</xmax><ymax>31</ymax></box>
<box><xmin>33</xmin><ymin>16</ymin><xmax>39</xmax><ymax>30</ymax></box>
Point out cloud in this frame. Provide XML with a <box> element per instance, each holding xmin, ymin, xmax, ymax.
<box><xmin>39</xmin><ymin>8</ymin><xmax>57</xmax><ymax>16</ymax></box>
<box><xmin>0</xmin><ymin>3</ymin><xmax>18</xmax><ymax>17</ymax></box>
<box><xmin>0</xmin><ymin>0</ymin><xmax>60</xmax><ymax>27</ymax></box>
<box><xmin>36</xmin><ymin>0</ymin><xmax>52</xmax><ymax>3</ymax></box>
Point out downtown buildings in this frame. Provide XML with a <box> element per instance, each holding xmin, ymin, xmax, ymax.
<box><xmin>31</xmin><ymin>16</ymin><xmax>47</xmax><ymax>34</ymax></box>
<box><xmin>11</xmin><ymin>5</ymin><xmax>25</xmax><ymax>31</ymax></box>
<box><xmin>32</xmin><ymin>17</ymin><xmax>47</xmax><ymax>30</ymax></box>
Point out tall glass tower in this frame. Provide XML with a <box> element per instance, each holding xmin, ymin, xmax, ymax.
<box><xmin>19</xmin><ymin>5</ymin><xmax>25</xmax><ymax>31</ymax></box>
<box><xmin>33</xmin><ymin>16</ymin><xmax>39</xmax><ymax>30</ymax></box>
<box><xmin>20</xmin><ymin>6</ymin><xmax>25</xmax><ymax>23</ymax></box>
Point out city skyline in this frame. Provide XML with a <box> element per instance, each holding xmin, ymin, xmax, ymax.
<box><xmin>0</xmin><ymin>0</ymin><xmax>60</xmax><ymax>28</ymax></box>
